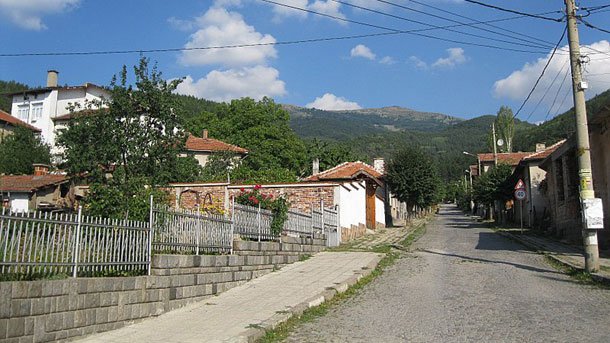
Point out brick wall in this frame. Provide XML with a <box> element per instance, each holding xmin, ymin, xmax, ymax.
<box><xmin>228</xmin><ymin>184</ymin><xmax>337</xmax><ymax>213</ymax></box>
<box><xmin>0</xmin><ymin>238</ymin><xmax>325</xmax><ymax>343</ymax></box>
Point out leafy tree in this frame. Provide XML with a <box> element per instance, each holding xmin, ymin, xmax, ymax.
<box><xmin>304</xmin><ymin>139</ymin><xmax>365</xmax><ymax>174</ymax></box>
<box><xmin>472</xmin><ymin>164</ymin><xmax>513</xmax><ymax>208</ymax></box>
<box><xmin>58</xmin><ymin>57</ymin><xmax>195</xmax><ymax>219</ymax></box>
<box><xmin>0</xmin><ymin>127</ymin><xmax>51</xmax><ymax>175</ymax></box>
<box><xmin>0</xmin><ymin>80</ymin><xmax>29</xmax><ymax>112</ymax></box>
<box><xmin>187</xmin><ymin>97</ymin><xmax>308</xmax><ymax>182</ymax></box>
<box><xmin>495</xmin><ymin>106</ymin><xmax>515</xmax><ymax>153</ymax></box>
<box><xmin>385</xmin><ymin>147</ymin><xmax>441</xmax><ymax>215</ymax></box>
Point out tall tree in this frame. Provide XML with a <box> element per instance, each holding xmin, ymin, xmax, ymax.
<box><xmin>58</xmin><ymin>57</ymin><xmax>197</xmax><ymax>219</ymax></box>
<box><xmin>0</xmin><ymin>127</ymin><xmax>51</xmax><ymax>175</ymax></box>
<box><xmin>385</xmin><ymin>146</ymin><xmax>441</xmax><ymax>216</ymax></box>
<box><xmin>495</xmin><ymin>106</ymin><xmax>515</xmax><ymax>153</ymax></box>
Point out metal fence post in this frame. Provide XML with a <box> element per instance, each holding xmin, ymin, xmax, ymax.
<box><xmin>257</xmin><ymin>203</ymin><xmax>261</xmax><ymax>242</ymax></box>
<box><xmin>72</xmin><ymin>206</ymin><xmax>82</xmax><ymax>278</ymax></box>
<box><xmin>320</xmin><ymin>200</ymin><xmax>325</xmax><ymax>237</ymax></box>
<box><xmin>148</xmin><ymin>195</ymin><xmax>154</xmax><ymax>276</ymax></box>
<box><xmin>230</xmin><ymin>197</ymin><xmax>235</xmax><ymax>254</ymax></box>
<box><xmin>310</xmin><ymin>203</ymin><xmax>314</xmax><ymax>237</ymax></box>
<box><xmin>336</xmin><ymin>204</ymin><xmax>341</xmax><ymax>245</ymax></box>
<box><xmin>196</xmin><ymin>205</ymin><xmax>201</xmax><ymax>256</ymax></box>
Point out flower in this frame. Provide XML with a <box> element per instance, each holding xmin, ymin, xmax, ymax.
<box><xmin>240</xmin><ymin>188</ymin><xmax>245</xmax><ymax>192</ymax></box>
<box><xmin>254</xmin><ymin>184</ymin><xmax>262</xmax><ymax>190</ymax></box>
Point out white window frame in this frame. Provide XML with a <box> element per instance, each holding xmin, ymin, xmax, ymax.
<box><xmin>31</xmin><ymin>102</ymin><xmax>43</xmax><ymax>122</ymax></box>
<box><xmin>17</xmin><ymin>104</ymin><xmax>29</xmax><ymax>122</ymax></box>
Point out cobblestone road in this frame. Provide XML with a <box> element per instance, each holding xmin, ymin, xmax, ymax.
<box><xmin>285</xmin><ymin>205</ymin><xmax>610</xmax><ymax>343</ymax></box>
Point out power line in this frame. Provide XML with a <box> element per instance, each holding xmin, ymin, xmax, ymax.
<box><xmin>401</xmin><ymin>0</ymin><xmax>559</xmax><ymax>49</ymax></box>
<box><xmin>544</xmin><ymin>65</ymin><xmax>571</xmax><ymax>122</ymax></box>
<box><xmin>367</xmin><ymin>0</ymin><xmax>557</xmax><ymax>50</ymax></box>
<box><xmin>462</xmin><ymin>0</ymin><xmax>564</xmax><ymax>22</ymax></box>
<box><xmin>579</xmin><ymin>18</ymin><xmax>610</xmax><ymax>34</ymax></box>
<box><xmin>525</xmin><ymin>58</ymin><xmax>569</xmax><ymax>122</ymax></box>
<box><xmin>260</xmin><ymin>0</ymin><xmax>549</xmax><ymax>54</ymax></box>
<box><xmin>332</xmin><ymin>0</ymin><xmax>551</xmax><ymax>50</ymax></box>
<box><xmin>513</xmin><ymin>27</ymin><xmax>567</xmax><ymax>120</ymax></box>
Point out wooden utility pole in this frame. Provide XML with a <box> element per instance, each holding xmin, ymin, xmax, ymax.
<box><xmin>565</xmin><ymin>0</ymin><xmax>599</xmax><ymax>272</ymax></box>
<box><xmin>492</xmin><ymin>122</ymin><xmax>498</xmax><ymax>166</ymax></box>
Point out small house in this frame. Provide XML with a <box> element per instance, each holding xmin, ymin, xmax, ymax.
<box><xmin>0</xmin><ymin>165</ymin><xmax>71</xmax><ymax>213</ymax></box>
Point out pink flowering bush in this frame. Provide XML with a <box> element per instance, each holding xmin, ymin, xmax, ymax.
<box><xmin>235</xmin><ymin>185</ymin><xmax>288</xmax><ymax>235</ymax></box>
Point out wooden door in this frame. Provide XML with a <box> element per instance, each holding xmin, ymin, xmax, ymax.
<box><xmin>366</xmin><ymin>182</ymin><xmax>376</xmax><ymax>229</ymax></box>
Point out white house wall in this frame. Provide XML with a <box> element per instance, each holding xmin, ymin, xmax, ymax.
<box><xmin>9</xmin><ymin>193</ymin><xmax>29</xmax><ymax>213</ymax></box>
<box><xmin>375</xmin><ymin>196</ymin><xmax>385</xmax><ymax>226</ymax></box>
<box><xmin>338</xmin><ymin>181</ymin><xmax>366</xmax><ymax>228</ymax></box>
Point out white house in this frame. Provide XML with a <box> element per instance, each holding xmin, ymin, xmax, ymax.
<box><xmin>7</xmin><ymin>70</ymin><xmax>109</xmax><ymax>157</ymax></box>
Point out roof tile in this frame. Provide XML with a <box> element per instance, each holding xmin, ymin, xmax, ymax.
<box><xmin>185</xmin><ymin>134</ymin><xmax>248</xmax><ymax>154</ymax></box>
<box><xmin>0</xmin><ymin>110</ymin><xmax>41</xmax><ymax>132</ymax></box>
<box><xmin>304</xmin><ymin>161</ymin><xmax>382</xmax><ymax>181</ymax></box>
<box><xmin>0</xmin><ymin>175</ymin><xmax>68</xmax><ymax>192</ymax></box>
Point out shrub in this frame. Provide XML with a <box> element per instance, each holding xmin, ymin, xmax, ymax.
<box><xmin>235</xmin><ymin>185</ymin><xmax>289</xmax><ymax>235</ymax></box>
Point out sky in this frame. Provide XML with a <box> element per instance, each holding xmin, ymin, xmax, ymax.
<box><xmin>1</xmin><ymin>0</ymin><xmax>609</xmax><ymax>123</ymax></box>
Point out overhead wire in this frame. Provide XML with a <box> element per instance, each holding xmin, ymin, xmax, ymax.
<box><xmin>544</xmin><ymin>65</ymin><xmax>571</xmax><ymax>122</ymax></box>
<box><xmin>525</xmin><ymin>58</ymin><xmax>569</xmax><ymax>122</ymax></box>
<box><xmin>462</xmin><ymin>0</ymin><xmax>564</xmax><ymax>22</ymax></box>
<box><xmin>579</xmin><ymin>18</ymin><xmax>610</xmax><ymax>34</ymax></box>
<box><xmin>260</xmin><ymin>0</ymin><xmax>549</xmax><ymax>54</ymax></box>
<box><xmin>513</xmin><ymin>27</ymin><xmax>568</xmax><ymax>120</ymax></box>
<box><xmin>331</xmin><ymin>0</ymin><xmax>553</xmax><ymax>50</ymax></box>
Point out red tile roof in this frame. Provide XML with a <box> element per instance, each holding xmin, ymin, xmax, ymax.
<box><xmin>185</xmin><ymin>134</ymin><xmax>248</xmax><ymax>154</ymax></box>
<box><xmin>477</xmin><ymin>152</ymin><xmax>532</xmax><ymax>166</ymax></box>
<box><xmin>0</xmin><ymin>175</ymin><xmax>68</xmax><ymax>192</ymax></box>
<box><xmin>523</xmin><ymin>140</ymin><xmax>567</xmax><ymax>161</ymax></box>
<box><xmin>0</xmin><ymin>110</ymin><xmax>41</xmax><ymax>132</ymax></box>
<box><xmin>304</xmin><ymin>161</ymin><xmax>383</xmax><ymax>182</ymax></box>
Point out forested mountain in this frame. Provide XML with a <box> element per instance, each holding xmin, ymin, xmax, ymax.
<box><xmin>285</xmin><ymin>105</ymin><xmax>462</xmax><ymax>140</ymax></box>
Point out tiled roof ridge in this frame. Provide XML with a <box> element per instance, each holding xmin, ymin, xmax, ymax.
<box><xmin>306</xmin><ymin>160</ymin><xmax>380</xmax><ymax>181</ymax></box>
<box><xmin>523</xmin><ymin>139</ymin><xmax>567</xmax><ymax>160</ymax></box>
<box><xmin>185</xmin><ymin>134</ymin><xmax>248</xmax><ymax>153</ymax></box>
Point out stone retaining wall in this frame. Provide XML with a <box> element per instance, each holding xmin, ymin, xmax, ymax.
<box><xmin>0</xmin><ymin>237</ymin><xmax>325</xmax><ymax>343</ymax></box>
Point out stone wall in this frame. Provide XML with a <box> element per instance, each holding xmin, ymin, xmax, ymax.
<box><xmin>0</xmin><ymin>237</ymin><xmax>325</xmax><ymax>343</ymax></box>
<box><xmin>341</xmin><ymin>224</ymin><xmax>367</xmax><ymax>243</ymax></box>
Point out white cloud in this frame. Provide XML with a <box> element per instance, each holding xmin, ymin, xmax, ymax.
<box><xmin>350</xmin><ymin>44</ymin><xmax>376</xmax><ymax>60</ymax></box>
<box><xmin>431</xmin><ymin>47</ymin><xmax>467</xmax><ymax>68</ymax></box>
<box><xmin>494</xmin><ymin>40</ymin><xmax>610</xmax><ymax>112</ymax></box>
<box><xmin>175</xmin><ymin>66</ymin><xmax>287</xmax><ymax>102</ymax></box>
<box><xmin>0</xmin><ymin>0</ymin><xmax>79</xmax><ymax>30</ymax></box>
<box><xmin>306</xmin><ymin>93</ymin><xmax>362</xmax><ymax>110</ymax></box>
<box><xmin>380</xmin><ymin>56</ymin><xmax>396</xmax><ymax>65</ymax></box>
<box><xmin>167</xmin><ymin>17</ymin><xmax>195</xmax><ymax>31</ymax></box>
<box><xmin>179</xmin><ymin>7</ymin><xmax>277</xmax><ymax>68</ymax></box>
<box><xmin>409</xmin><ymin>56</ymin><xmax>428</xmax><ymax>70</ymax></box>
<box><xmin>268</xmin><ymin>0</ymin><xmax>345</xmax><ymax>22</ymax></box>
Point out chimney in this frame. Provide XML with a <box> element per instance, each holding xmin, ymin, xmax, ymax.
<box><xmin>373</xmin><ymin>158</ymin><xmax>385</xmax><ymax>174</ymax></box>
<box><xmin>47</xmin><ymin>70</ymin><xmax>59</xmax><ymax>88</ymax></box>
<box><xmin>33</xmin><ymin>164</ymin><xmax>50</xmax><ymax>176</ymax></box>
<box><xmin>312</xmin><ymin>158</ymin><xmax>320</xmax><ymax>175</ymax></box>
<box><xmin>202</xmin><ymin>129</ymin><xmax>208</xmax><ymax>139</ymax></box>
<box><xmin>535</xmin><ymin>143</ymin><xmax>546</xmax><ymax>152</ymax></box>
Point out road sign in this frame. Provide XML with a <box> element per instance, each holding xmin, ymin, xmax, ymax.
<box><xmin>514</xmin><ymin>189</ymin><xmax>526</xmax><ymax>200</ymax></box>
<box><xmin>515</xmin><ymin>179</ymin><xmax>525</xmax><ymax>190</ymax></box>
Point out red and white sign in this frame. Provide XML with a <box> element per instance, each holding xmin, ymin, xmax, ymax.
<box><xmin>514</xmin><ymin>189</ymin><xmax>527</xmax><ymax>200</ymax></box>
<box><xmin>514</xmin><ymin>179</ymin><xmax>525</xmax><ymax>190</ymax></box>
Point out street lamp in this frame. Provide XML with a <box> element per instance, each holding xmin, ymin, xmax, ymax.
<box><xmin>463</xmin><ymin>151</ymin><xmax>481</xmax><ymax>176</ymax></box>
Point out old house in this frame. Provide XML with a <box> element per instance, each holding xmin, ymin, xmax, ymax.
<box><xmin>507</xmin><ymin>140</ymin><xmax>565</xmax><ymax>228</ymax></box>
<box><xmin>183</xmin><ymin>129</ymin><xmax>248</xmax><ymax>168</ymax></box>
<box><xmin>0</xmin><ymin>165</ymin><xmax>71</xmax><ymax>213</ymax></box>
<box><xmin>539</xmin><ymin>104</ymin><xmax>609</xmax><ymax>248</ymax></box>
<box><xmin>477</xmin><ymin>152</ymin><xmax>533</xmax><ymax>174</ymax></box>
<box><xmin>6</xmin><ymin>70</ymin><xmax>109</xmax><ymax>156</ymax></box>
<box><xmin>0</xmin><ymin>109</ymin><xmax>41</xmax><ymax>141</ymax></box>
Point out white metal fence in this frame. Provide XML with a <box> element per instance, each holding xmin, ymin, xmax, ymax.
<box><xmin>0</xmin><ymin>197</ymin><xmax>339</xmax><ymax>278</ymax></box>
<box><xmin>0</xmin><ymin>207</ymin><xmax>149</xmax><ymax>278</ymax></box>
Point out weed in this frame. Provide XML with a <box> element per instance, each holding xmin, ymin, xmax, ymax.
<box><xmin>544</xmin><ymin>256</ymin><xmax>609</xmax><ymax>289</ymax></box>
<box><xmin>298</xmin><ymin>254</ymin><xmax>312</xmax><ymax>262</ymax></box>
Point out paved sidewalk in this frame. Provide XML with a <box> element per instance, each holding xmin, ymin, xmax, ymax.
<box><xmin>498</xmin><ymin>229</ymin><xmax>610</xmax><ymax>283</ymax></box>
<box><xmin>75</xmin><ymin>251</ymin><xmax>383</xmax><ymax>343</ymax></box>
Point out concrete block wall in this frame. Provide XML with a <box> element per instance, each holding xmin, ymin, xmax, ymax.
<box><xmin>0</xmin><ymin>238</ymin><xmax>325</xmax><ymax>343</ymax></box>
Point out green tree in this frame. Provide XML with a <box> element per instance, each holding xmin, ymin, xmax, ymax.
<box><xmin>495</xmin><ymin>106</ymin><xmax>515</xmax><ymax>153</ymax></box>
<box><xmin>472</xmin><ymin>164</ymin><xmax>513</xmax><ymax>217</ymax></box>
<box><xmin>0</xmin><ymin>127</ymin><xmax>51</xmax><ymax>175</ymax></box>
<box><xmin>0</xmin><ymin>80</ymin><xmax>29</xmax><ymax>112</ymax></box>
<box><xmin>304</xmin><ymin>138</ymin><xmax>364</xmax><ymax>174</ymax></box>
<box><xmin>385</xmin><ymin>147</ymin><xmax>441</xmax><ymax>216</ymax></box>
<box><xmin>58</xmin><ymin>57</ymin><xmax>197</xmax><ymax>219</ymax></box>
<box><xmin>188</xmin><ymin>97</ymin><xmax>308</xmax><ymax>182</ymax></box>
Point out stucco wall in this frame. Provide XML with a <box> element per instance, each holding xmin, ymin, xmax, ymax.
<box><xmin>9</xmin><ymin>193</ymin><xmax>30</xmax><ymax>213</ymax></box>
<box><xmin>338</xmin><ymin>181</ymin><xmax>366</xmax><ymax>229</ymax></box>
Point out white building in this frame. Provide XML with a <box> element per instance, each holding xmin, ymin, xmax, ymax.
<box><xmin>8</xmin><ymin>70</ymin><xmax>109</xmax><ymax>157</ymax></box>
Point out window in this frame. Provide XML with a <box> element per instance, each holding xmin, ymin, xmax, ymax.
<box><xmin>17</xmin><ymin>105</ymin><xmax>29</xmax><ymax>121</ymax></box>
<box><xmin>31</xmin><ymin>103</ymin><xmax>43</xmax><ymax>122</ymax></box>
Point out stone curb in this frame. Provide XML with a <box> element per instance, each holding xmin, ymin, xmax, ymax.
<box><xmin>237</xmin><ymin>253</ymin><xmax>385</xmax><ymax>343</ymax></box>
<box><xmin>497</xmin><ymin>231</ymin><xmax>610</xmax><ymax>286</ymax></box>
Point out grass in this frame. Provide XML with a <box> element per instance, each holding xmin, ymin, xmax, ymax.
<box><xmin>543</xmin><ymin>255</ymin><xmax>610</xmax><ymax>289</ymax></box>
<box><xmin>257</xmin><ymin>222</ymin><xmax>427</xmax><ymax>343</ymax></box>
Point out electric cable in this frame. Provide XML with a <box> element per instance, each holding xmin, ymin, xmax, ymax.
<box><xmin>462</xmin><ymin>0</ymin><xmax>564</xmax><ymax>22</ymax></box>
<box><xmin>513</xmin><ymin>27</ymin><xmax>567</xmax><ymax>120</ymax></box>
<box><xmin>525</xmin><ymin>58</ymin><xmax>569</xmax><ymax>122</ymax></box>
<box><xmin>544</xmin><ymin>65</ymin><xmax>571</xmax><ymax>122</ymax></box>
<box><xmin>579</xmin><ymin>18</ymin><xmax>610</xmax><ymax>34</ymax></box>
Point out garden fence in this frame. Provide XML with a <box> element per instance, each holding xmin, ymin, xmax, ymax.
<box><xmin>0</xmin><ymin>196</ymin><xmax>340</xmax><ymax>278</ymax></box>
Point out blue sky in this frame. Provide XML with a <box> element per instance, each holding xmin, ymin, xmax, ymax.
<box><xmin>1</xmin><ymin>0</ymin><xmax>609</xmax><ymax>123</ymax></box>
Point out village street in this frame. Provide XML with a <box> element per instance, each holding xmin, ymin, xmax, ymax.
<box><xmin>285</xmin><ymin>205</ymin><xmax>610</xmax><ymax>343</ymax></box>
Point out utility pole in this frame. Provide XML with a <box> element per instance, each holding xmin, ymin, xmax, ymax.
<box><xmin>492</xmin><ymin>122</ymin><xmax>498</xmax><ymax>166</ymax></box>
<box><xmin>565</xmin><ymin>0</ymin><xmax>599</xmax><ymax>272</ymax></box>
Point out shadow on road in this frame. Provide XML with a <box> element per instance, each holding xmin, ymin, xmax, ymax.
<box><xmin>419</xmin><ymin>249</ymin><xmax>561</xmax><ymax>275</ymax></box>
